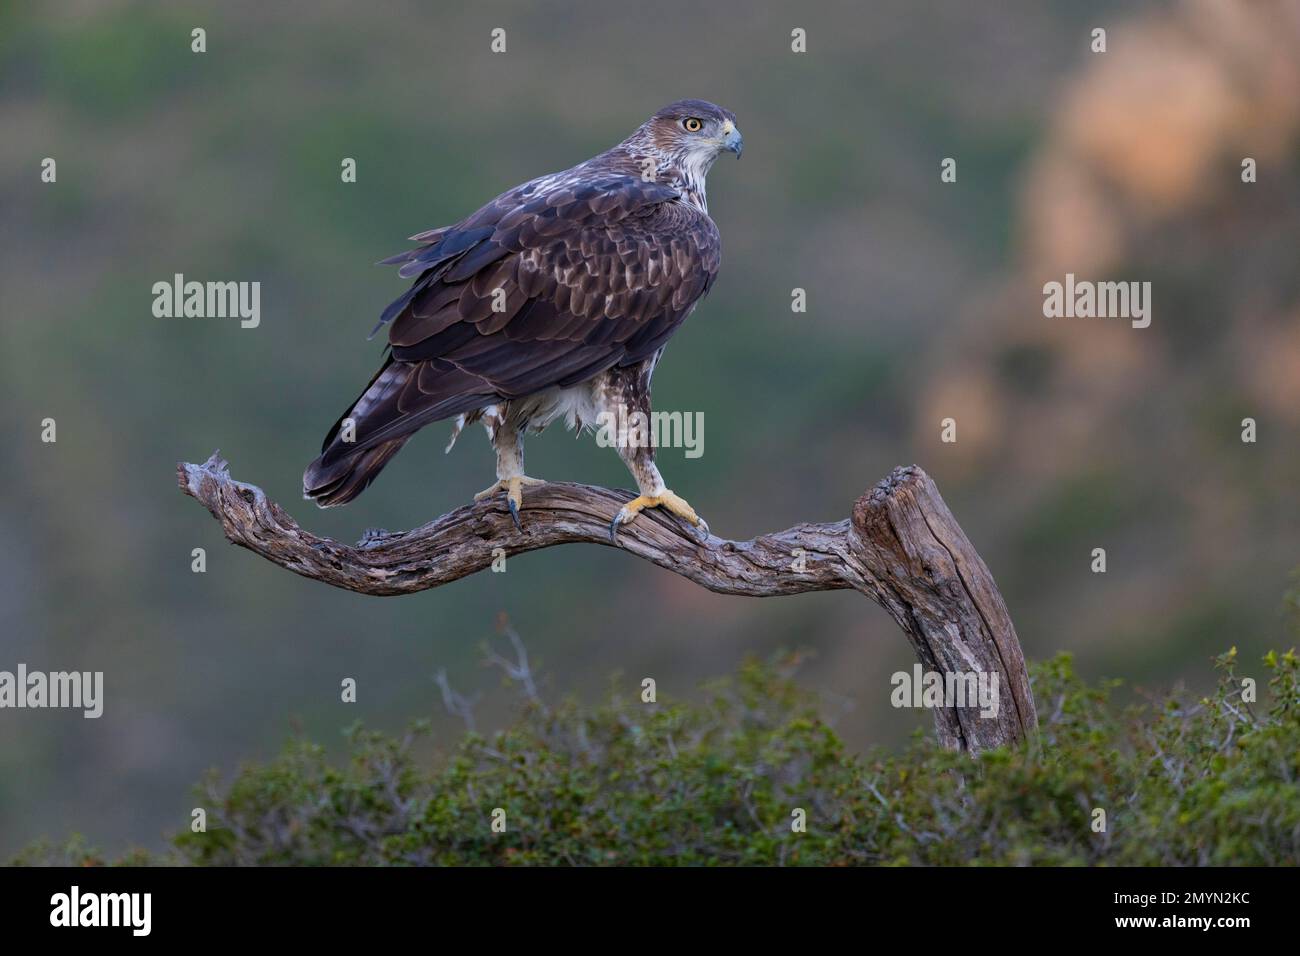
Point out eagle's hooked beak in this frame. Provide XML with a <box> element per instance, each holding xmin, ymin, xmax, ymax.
<box><xmin>721</xmin><ymin>121</ymin><xmax>743</xmax><ymax>158</ymax></box>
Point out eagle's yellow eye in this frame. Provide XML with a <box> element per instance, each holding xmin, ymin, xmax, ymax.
<box><xmin>683</xmin><ymin>117</ymin><xmax>703</xmax><ymax>133</ymax></box>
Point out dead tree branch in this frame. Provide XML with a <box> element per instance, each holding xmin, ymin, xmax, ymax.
<box><xmin>177</xmin><ymin>451</ymin><xmax>1037</xmax><ymax>752</ymax></box>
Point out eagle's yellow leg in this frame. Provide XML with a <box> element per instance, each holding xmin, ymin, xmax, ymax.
<box><xmin>609</xmin><ymin>489</ymin><xmax>709</xmax><ymax>542</ymax></box>
<box><xmin>473</xmin><ymin>475</ymin><xmax>544</xmax><ymax>502</ymax></box>
<box><xmin>474</xmin><ymin>476</ymin><xmax>544</xmax><ymax>531</ymax></box>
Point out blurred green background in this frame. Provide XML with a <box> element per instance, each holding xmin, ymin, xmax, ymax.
<box><xmin>2</xmin><ymin>0</ymin><xmax>1298</xmax><ymax>857</ymax></box>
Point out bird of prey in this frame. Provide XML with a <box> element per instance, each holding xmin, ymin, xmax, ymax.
<box><xmin>303</xmin><ymin>99</ymin><xmax>742</xmax><ymax>540</ymax></box>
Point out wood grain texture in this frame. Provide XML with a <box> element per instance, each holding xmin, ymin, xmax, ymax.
<box><xmin>178</xmin><ymin>451</ymin><xmax>1037</xmax><ymax>752</ymax></box>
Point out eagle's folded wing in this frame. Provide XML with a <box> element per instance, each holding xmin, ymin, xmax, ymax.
<box><xmin>317</xmin><ymin>174</ymin><xmax>720</xmax><ymax>464</ymax></box>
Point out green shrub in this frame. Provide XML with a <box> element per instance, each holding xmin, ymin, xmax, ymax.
<box><xmin>18</xmin><ymin>645</ymin><xmax>1298</xmax><ymax>866</ymax></box>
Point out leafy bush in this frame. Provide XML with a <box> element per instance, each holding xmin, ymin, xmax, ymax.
<box><xmin>16</xmin><ymin>643</ymin><xmax>1299</xmax><ymax>866</ymax></box>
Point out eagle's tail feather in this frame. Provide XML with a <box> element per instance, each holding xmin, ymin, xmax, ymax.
<box><xmin>303</xmin><ymin>355</ymin><xmax>496</xmax><ymax>507</ymax></box>
<box><xmin>303</xmin><ymin>436</ymin><xmax>410</xmax><ymax>508</ymax></box>
<box><xmin>303</xmin><ymin>356</ymin><xmax>415</xmax><ymax>508</ymax></box>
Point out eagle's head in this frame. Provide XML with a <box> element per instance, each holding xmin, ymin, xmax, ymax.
<box><xmin>642</xmin><ymin>99</ymin><xmax>743</xmax><ymax>163</ymax></box>
<box><xmin>623</xmin><ymin>100</ymin><xmax>742</xmax><ymax>206</ymax></box>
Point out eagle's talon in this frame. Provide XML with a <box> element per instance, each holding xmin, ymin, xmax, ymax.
<box><xmin>608</xmin><ymin>490</ymin><xmax>704</xmax><ymax>545</ymax></box>
<box><xmin>474</xmin><ymin>476</ymin><xmax>543</xmax><ymax>531</ymax></box>
<box><xmin>675</xmin><ymin>512</ymin><xmax>710</xmax><ymax>543</ymax></box>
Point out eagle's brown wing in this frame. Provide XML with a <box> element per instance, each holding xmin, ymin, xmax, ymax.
<box><xmin>303</xmin><ymin>172</ymin><xmax>721</xmax><ymax>506</ymax></box>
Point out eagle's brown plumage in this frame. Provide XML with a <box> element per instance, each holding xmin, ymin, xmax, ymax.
<box><xmin>304</xmin><ymin>100</ymin><xmax>741</xmax><ymax>533</ymax></box>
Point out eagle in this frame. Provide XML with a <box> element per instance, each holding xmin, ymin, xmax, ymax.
<box><xmin>303</xmin><ymin>99</ymin><xmax>742</xmax><ymax>540</ymax></box>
